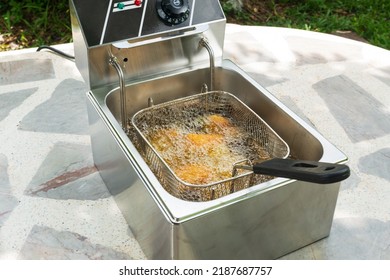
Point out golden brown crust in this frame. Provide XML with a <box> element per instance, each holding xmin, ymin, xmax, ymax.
<box><xmin>146</xmin><ymin>114</ymin><xmax>257</xmax><ymax>184</ymax></box>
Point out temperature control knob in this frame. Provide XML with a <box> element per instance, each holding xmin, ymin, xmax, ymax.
<box><xmin>156</xmin><ymin>0</ymin><xmax>190</xmax><ymax>26</ymax></box>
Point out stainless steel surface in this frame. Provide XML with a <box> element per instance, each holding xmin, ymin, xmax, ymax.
<box><xmin>86</xmin><ymin>61</ymin><xmax>348</xmax><ymax>259</ymax></box>
<box><xmin>69</xmin><ymin>1</ymin><xmax>226</xmax><ymax>91</ymax></box>
<box><xmin>108</xmin><ymin>55</ymin><xmax>127</xmax><ymax>130</ymax></box>
<box><xmin>71</xmin><ymin>0</ymin><xmax>348</xmax><ymax>260</ymax></box>
<box><xmin>199</xmin><ymin>37</ymin><xmax>215</xmax><ymax>91</ymax></box>
<box><xmin>131</xmin><ymin>90</ymin><xmax>289</xmax><ymax>201</ymax></box>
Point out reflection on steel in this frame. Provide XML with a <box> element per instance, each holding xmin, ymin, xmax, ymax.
<box><xmin>199</xmin><ymin>37</ymin><xmax>215</xmax><ymax>91</ymax></box>
<box><xmin>108</xmin><ymin>55</ymin><xmax>127</xmax><ymax>131</ymax></box>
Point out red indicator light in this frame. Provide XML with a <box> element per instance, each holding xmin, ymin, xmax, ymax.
<box><xmin>135</xmin><ymin>0</ymin><xmax>142</xmax><ymax>6</ymax></box>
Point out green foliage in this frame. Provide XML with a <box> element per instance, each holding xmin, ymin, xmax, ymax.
<box><xmin>274</xmin><ymin>0</ymin><xmax>390</xmax><ymax>49</ymax></box>
<box><xmin>221</xmin><ymin>1</ymin><xmax>251</xmax><ymax>22</ymax></box>
<box><xmin>221</xmin><ymin>0</ymin><xmax>390</xmax><ymax>50</ymax></box>
<box><xmin>0</xmin><ymin>0</ymin><xmax>72</xmax><ymax>49</ymax></box>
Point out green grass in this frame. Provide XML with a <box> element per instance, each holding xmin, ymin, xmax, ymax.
<box><xmin>221</xmin><ymin>0</ymin><xmax>390</xmax><ymax>50</ymax></box>
<box><xmin>1</xmin><ymin>0</ymin><xmax>389</xmax><ymax>51</ymax></box>
<box><xmin>0</xmin><ymin>0</ymin><xmax>72</xmax><ymax>50</ymax></box>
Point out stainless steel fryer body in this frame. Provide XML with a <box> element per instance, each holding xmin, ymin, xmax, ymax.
<box><xmin>69</xmin><ymin>0</ymin><xmax>346</xmax><ymax>259</ymax></box>
<box><xmin>86</xmin><ymin>61</ymin><xmax>346</xmax><ymax>259</ymax></box>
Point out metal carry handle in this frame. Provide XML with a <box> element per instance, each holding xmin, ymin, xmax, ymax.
<box><xmin>112</xmin><ymin>25</ymin><xmax>208</xmax><ymax>49</ymax></box>
<box><xmin>108</xmin><ymin>55</ymin><xmax>127</xmax><ymax>132</ymax></box>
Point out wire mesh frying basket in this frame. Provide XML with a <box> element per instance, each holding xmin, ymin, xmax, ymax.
<box><xmin>132</xmin><ymin>91</ymin><xmax>290</xmax><ymax>201</ymax></box>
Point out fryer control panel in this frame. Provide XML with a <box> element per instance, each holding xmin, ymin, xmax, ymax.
<box><xmin>156</xmin><ymin>0</ymin><xmax>190</xmax><ymax>26</ymax></box>
<box><xmin>71</xmin><ymin>0</ymin><xmax>225</xmax><ymax>47</ymax></box>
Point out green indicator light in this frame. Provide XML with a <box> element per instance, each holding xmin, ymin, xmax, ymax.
<box><xmin>117</xmin><ymin>2</ymin><xmax>125</xmax><ymax>9</ymax></box>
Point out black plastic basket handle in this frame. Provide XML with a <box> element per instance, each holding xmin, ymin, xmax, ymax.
<box><xmin>240</xmin><ymin>158</ymin><xmax>350</xmax><ymax>184</ymax></box>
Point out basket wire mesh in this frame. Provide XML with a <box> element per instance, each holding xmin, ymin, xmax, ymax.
<box><xmin>131</xmin><ymin>91</ymin><xmax>289</xmax><ymax>201</ymax></box>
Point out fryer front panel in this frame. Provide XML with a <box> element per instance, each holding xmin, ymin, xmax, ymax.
<box><xmin>71</xmin><ymin>0</ymin><xmax>225</xmax><ymax>46</ymax></box>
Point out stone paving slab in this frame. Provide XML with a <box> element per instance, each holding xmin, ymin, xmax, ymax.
<box><xmin>0</xmin><ymin>59</ymin><xmax>55</xmax><ymax>86</ymax></box>
<box><xmin>19</xmin><ymin>225</ymin><xmax>131</xmax><ymax>260</ymax></box>
<box><xmin>0</xmin><ymin>45</ymin><xmax>146</xmax><ymax>260</ymax></box>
